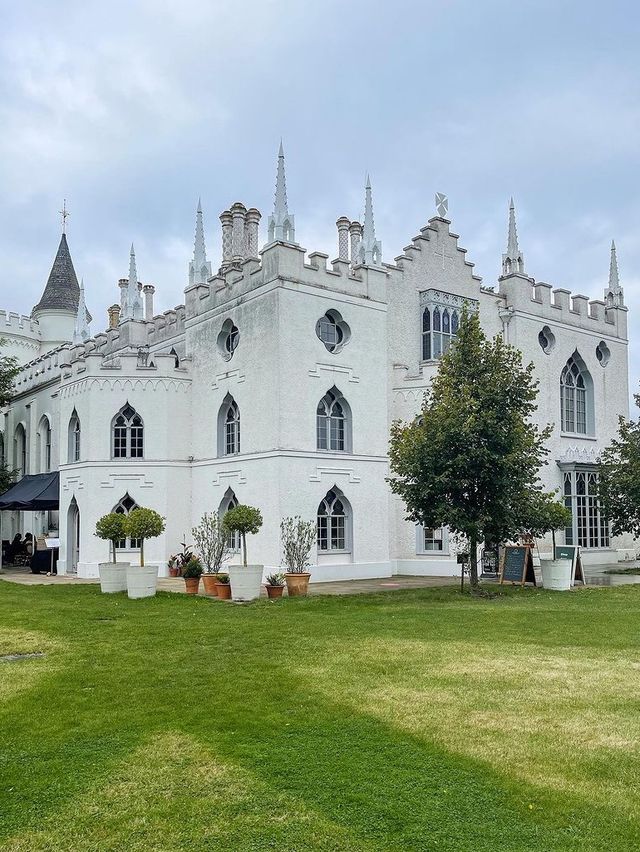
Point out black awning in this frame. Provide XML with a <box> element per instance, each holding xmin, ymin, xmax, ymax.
<box><xmin>0</xmin><ymin>472</ymin><xmax>59</xmax><ymax>511</ymax></box>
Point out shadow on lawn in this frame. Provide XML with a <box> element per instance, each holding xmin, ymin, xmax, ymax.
<box><xmin>1</xmin><ymin>584</ymin><xmax>639</xmax><ymax>851</ymax></box>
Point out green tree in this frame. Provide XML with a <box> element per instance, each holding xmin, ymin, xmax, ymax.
<box><xmin>222</xmin><ymin>505</ymin><xmax>263</xmax><ymax>566</ymax></box>
<box><xmin>95</xmin><ymin>513</ymin><xmax>128</xmax><ymax>563</ymax></box>
<box><xmin>389</xmin><ymin>311</ymin><xmax>553</xmax><ymax>591</ymax></box>
<box><xmin>192</xmin><ymin>512</ymin><xmax>230</xmax><ymax>574</ymax></box>
<box><xmin>598</xmin><ymin>397</ymin><xmax>640</xmax><ymax>537</ymax></box>
<box><xmin>125</xmin><ymin>508</ymin><xmax>165</xmax><ymax>567</ymax></box>
<box><xmin>0</xmin><ymin>339</ymin><xmax>19</xmax><ymax>495</ymax></box>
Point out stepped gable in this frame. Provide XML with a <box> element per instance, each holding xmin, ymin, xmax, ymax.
<box><xmin>32</xmin><ymin>233</ymin><xmax>80</xmax><ymax>315</ymax></box>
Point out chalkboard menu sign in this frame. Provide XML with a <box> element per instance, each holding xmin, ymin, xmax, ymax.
<box><xmin>554</xmin><ymin>545</ymin><xmax>585</xmax><ymax>585</ymax></box>
<box><xmin>500</xmin><ymin>546</ymin><xmax>536</xmax><ymax>586</ymax></box>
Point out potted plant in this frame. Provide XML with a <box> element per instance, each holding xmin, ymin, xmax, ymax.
<box><xmin>223</xmin><ymin>505</ymin><xmax>264</xmax><ymax>601</ymax></box>
<box><xmin>124</xmin><ymin>507</ymin><xmax>166</xmax><ymax>599</ymax></box>
<box><xmin>182</xmin><ymin>556</ymin><xmax>203</xmax><ymax>595</ymax></box>
<box><xmin>535</xmin><ymin>500</ymin><xmax>574</xmax><ymax>591</ymax></box>
<box><xmin>265</xmin><ymin>572</ymin><xmax>285</xmax><ymax>599</ymax></box>
<box><xmin>95</xmin><ymin>513</ymin><xmax>129</xmax><ymax>593</ymax></box>
<box><xmin>168</xmin><ymin>555</ymin><xmax>180</xmax><ymax>578</ymax></box>
<box><xmin>215</xmin><ymin>572</ymin><xmax>231</xmax><ymax>600</ymax></box>
<box><xmin>281</xmin><ymin>516</ymin><xmax>316</xmax><ymax>596</ymax></box>
<box><xmin>192</xmin><ymin>512</ymin><xmax>231</xmax><ymax>596</ymax></box>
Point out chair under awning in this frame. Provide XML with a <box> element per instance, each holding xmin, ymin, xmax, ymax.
<box><xmin>0</xmin><ymin>472</ymin><xmax>60</xmax><ymax>511</ymax></box>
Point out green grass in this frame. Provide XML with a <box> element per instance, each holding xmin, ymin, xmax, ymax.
<box><xmin>1</xmin><ymin>582</ymin><xmax>639</xmax><ymax>851</ymax></box>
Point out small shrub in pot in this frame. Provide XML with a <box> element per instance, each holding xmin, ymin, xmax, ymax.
<box><xmin>192</xmin><ymin>512</ymin><xmax>231</xmax><ymax>595</ymax></box>
<box><xmin>215</xmin><ymin>571</ymin><xmax>231</xmax><ymax>600</ymax></box>
<box><xmin>223</xmin><ymin>505</ymin><xmax>264</xmax><ymax>602</ymax></box>
<box><xmin>182</xmin><ymin>556</ymin><xmax>203</xmax><ymax>595</ymax></box>
<box><xmin>265</xmin><ymin>571</ymin><xmax>285</xmax><ymax>600</ymax></box>
<box><xmin>124</xmin><ymin>507</ymin><xmax>165</xmax><ymax>599</ymax></box>
<box><xmin>95</xmin><ymin>513</ymin><xmax>129</xmax><ymax>593</ymax></box>
<box><xmin>281</xmin><ymin>516</ymin><xmax>316</xmax><ymax>597</ymax></box>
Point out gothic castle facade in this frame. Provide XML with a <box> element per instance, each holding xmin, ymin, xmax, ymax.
<box><xmin>1</xmin><ymin>147</ymin><xmax>632</xmax><ymax>578</ymax></box>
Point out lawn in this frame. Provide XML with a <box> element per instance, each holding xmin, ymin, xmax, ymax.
<box><xmin>1</xmin><ymin>582</ymin><xmax>639</xmax><ymax>851</ymax></box>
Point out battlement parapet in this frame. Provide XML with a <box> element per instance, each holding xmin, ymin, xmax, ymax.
<box><xmin>500</xmin><ymin>276</ymin><xmax>627</xmax><ymax>340</ymax></box>
<box><xmin>12</xmin><ymin>345</ymin><xmax>68</xmax><ymax>395</ymax></box>
<box><xmin>60</xmin><ymin>345</ymin><xmax>192</xmax><ymax>385</ymax></box>
<box><xmin>0</xmin><ymin>310</ymin><xmax>39</xmax><ymax>336</ymax></box>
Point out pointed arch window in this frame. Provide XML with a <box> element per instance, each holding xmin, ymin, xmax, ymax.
<box><xmin>14</xmin><ymin>424</ymin><xmax>27</xmax><ymax>477</ymax></box>
<box><xmin>420</xmin><ymin>290</ymin><xmax>476</xmax><ymax>362</ymax></box>
<box><xmin>112</xmin><ymin>403</ymin><xmax>144</xmax><ymax>459</ymax></box>
<box><xmin>113</xmin><ymin>493</ymin><xmax>141</xmax><ymax>550</ymax></box>
<box><xmin>560</xmin><ymin>354</ymin><xmax>593</xmax><ymax>435</ymax></box>
<box><xmin>317</xmin><ymin>488</ymin><xmax>352</xmax><ymax>553</ymax></box>
<box><xmin>68</xmin><ymin>411</ymin><xmax>81</xmax><ymax>463</ymax></box>
<box><xmin>317</xmin><ymin>387</ymin><xmax>352</xmax><ymax>452</ymax></box>
<box><xmin>38</xmin><ymin>416</ymin><xmax>52</xmax><ymax>473</ymax></box>
<box><xmin>217</xmin><ymin>396</ymin><xmax>240</xmax><ymax>456</ymax></box>
<box><xmin>219</xmin><ymin>489</ymin><xmax>240</xmax><ymax>551</ymax></box>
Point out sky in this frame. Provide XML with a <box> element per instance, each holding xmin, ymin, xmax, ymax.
<box><xmin>1</xmin><ymin>0</ymin><xmax>639</xmax><ymax>393</ymax></box>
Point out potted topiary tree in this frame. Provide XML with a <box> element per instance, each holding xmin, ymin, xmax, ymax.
<box><xmin>281</xmin><ymin>516</ymin><xmax>316</xmax><ymax>596</ymax></box>
<box><xmin>535</xmin><ymin>500</ymin><xmax>574</xmax><ymax>591</ymax></box>
<box><xmin>222</xmin><ymin>504</ymin><xmax>263</xmax><ymax>601</ymax></box>
<box><xmin>192</xmin><ymin>512</ymin><xmax>231</xmax><ymax>596</ymax></box>
<box><xmin>95</xmin><ymin>513</ymin><xmax>129</xmax><ymax>593</ymax></box>
<box><xmin>124</xmin><ymin>507</ymin><xmax>166</xmax><ymax>599</ymax></box>
<box><xmin>182</xmin><ymin>556</ymin><xmax>203</xmax><ymax>595</ymax></box>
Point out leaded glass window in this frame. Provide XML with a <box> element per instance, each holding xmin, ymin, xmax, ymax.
<box><xmin>112</xmin><ymin>404</ymin><xmax>144</xmax><ymax>459</ymax></box>
<box><xmin>420</xmin><ymin>290</ymin><xmax>477</xmax><ymax>362</ymax></box>
<box><xmin>113</xmin><ymin>493</ymin><xmax>141</xmax><ymax>550</ymax></box>
<box><xmin>560</xmin><ymin>356</ymin><xmax>590</xmax><ymax>434</ymax></box>
<box><xmin>317</xmin><ymin>389</ymin><xmax>349</xmax><ymax>451</ymax></box>
<box><xmin>224</xmin><ymin>401</ymin><xmax>240</xmax><ymax>455</ymax></box>
<box><xmin>317</xmin><ymin>489</ymin><xmax>350</xmax><ymax>552</ymax></box>
<box><xmin>562</xmin><ymin>470</ymin><xmax>609</xmax><ymax>549</ymax></box>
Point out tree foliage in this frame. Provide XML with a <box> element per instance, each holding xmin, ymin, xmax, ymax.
<box><xmin>222</xmin><ymin>505</ymin><xmax>263</xmax><ymax>566</ymax></box>
<box><xmin>0</xmin><ymin>339</ymin><xmax>19</xmax><ymax>495</ymax></box>
<box><xmin>192</xmin><ymin>512</ymin><xmax>230</xmax><ymax>574</ymax></box>
<box><xmin>125</xmin><ymin>508</ymin><xmax>166</xmax><ymax>567</ymax></box>
<box><xmin>598</xmin><ymin>399</ymin><xmax>640</xmax><ymax>537</ymax></box>
<box><xmin>280</xmin><ymin>516</ymin><xmax>316</xmax><ymax>573</ymax></box>
<box><xmin>95</xmin><ymin>513</ymin><xmax>128</xmax><ymax>563</ymax></box>
<box><xmin>389</xmin><ymin>311</ymin><xmax>554</xmax><ymax>589</ymax></box>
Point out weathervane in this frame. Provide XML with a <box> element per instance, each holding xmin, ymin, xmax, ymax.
<box><xmin>59</xmin><ymin>199</ymin><xmax>70</xmax><ymax>234</ymax></box>
<box><xmin>435</xmin><ymin>192</ymin><xmax>448</xmax><ymax>218</ymax></box>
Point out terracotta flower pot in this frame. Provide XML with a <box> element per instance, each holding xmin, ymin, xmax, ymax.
<box><xmin>202</xmin><ymin>574</ymin><xmax>219</xmax><ymax>596</ymax></box>
<box><xmin>184</xmin><ymin>576</ymin><xmax>200</xmax><ymax>595</ymax></box>
<box><xmin>169</xmin><ymin>566</ymin><xmax>180</xmax><ymax>578</ymax></box>
<box><xmin>266</xmin><ymin>584</ymin><xmax>284</xmax><ymax>599</ymax></box>
<box><xmin>285</xmin><ymin>572</ymin><xmax>311</xmax><ymax>597</ymax></box>
<box><xmin>216</xmin><ymin>582</ymin><xmax>232</xmax><ymax>600</ymax></box>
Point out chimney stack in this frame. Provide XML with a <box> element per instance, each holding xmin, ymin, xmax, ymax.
<box><xmin>118</xmin><ymin>278</ymin><xmax>128</xmax><ymax>310</ymax></box>
<box><xmin>231</xmin><ymin>202</ymin><xmax>247</xmax><ymax>260</ymax></box>
<box><xmin>219</xmin><ymin>209</ymin><xmax>233</xmax><ymax>270</ymax></box>
<box><xmin>108</xmin><ymin>304</ymin><xmax>121</xmax><ymax>329</ymax></box>
<box><xmin>143</xmin><ymin>285</ymin><xmax>155</xmax><ymax>321</ymax></box>
<box><xmin>336</xmin><ymin>217</ymin><xmax>350</xmax><ymax>261</ymax></box>
<box><xmin>349</xmin><ymin>221</ymin><xmax>362</xmax><ymax>266</ymax></box>
<box><xmin>245</xmin><ymin>208</ymin><xmax>261</xmax><ymax>257</ymax></box>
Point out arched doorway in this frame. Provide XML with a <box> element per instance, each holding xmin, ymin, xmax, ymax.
<box><xmin>66</xmin><ymin>498</ymin><xmax>79</xmax><ymax>575</ymax></box>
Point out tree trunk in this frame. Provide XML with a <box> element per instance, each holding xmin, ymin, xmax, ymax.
<box><xmin>552</xmin><ymin>529</ymin><xmax>556</xmax><ymax>557</ymax></box>
<box><xmin>112</xmin><ymin>540</ymin><xmax>117</xmax><ymax>563</ymax></box>
<box><xmin>242</xmin><ymin>532</ymin><xmax>247</xmax><ymax>566</ymax></box>
<box><xmin>469</xmin><ymin>534</ymin><xmax>479</xmax><ymax>591</ymax></box>
<box><xmin>140</xmin><ymin>539</ymin><xmax>145</xmax><ymax>567</ymax></box>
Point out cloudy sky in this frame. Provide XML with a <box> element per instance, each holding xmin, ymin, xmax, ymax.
<box><xmin>1</xmin><ymin>1</ymin><xmax>639</xmax><ymax>389</ymax></box>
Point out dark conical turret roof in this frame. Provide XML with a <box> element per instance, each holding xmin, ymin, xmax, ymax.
<box><xmin>32</xmin><ymin>233</ymin><xmax>80</xmax><ymax>315</ymax></box>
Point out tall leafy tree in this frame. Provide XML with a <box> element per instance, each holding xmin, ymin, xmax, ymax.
<box><xmin>0</xmin><ymin>340</ymin><xmax>18</xmax><ymax>495</ymax></box>
<box><xmin>389</xmin><ymin>311</ymin><xmax>554</xmax><ymax>590</ymax></box>
<box><xmin>598</xmin><ymin>396</ymin><xmax>640</xmax><ymax>537</ymax></box>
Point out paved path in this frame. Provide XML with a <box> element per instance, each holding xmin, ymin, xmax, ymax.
<box><xmin>0</xmin><ymin>566</ymin><xmax>458</xmax><ymax>596</ymax></box>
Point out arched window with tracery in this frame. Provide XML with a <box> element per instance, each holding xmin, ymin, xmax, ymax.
<box><xmin>113</xmin><ymin>493</ymin><xmax>141</xmax><ymax>550</ymax></box>
<box><xmin>37</xmin><ymin>416</ymin><xmax>52</xmax><ymax>473</ymax></box>
<box><xmin>316</xmin><ymin>387</ymin><xmax>352</xmax><ymax>452</ymax></box>
<box><xmin>217</xmin><ymin>395</ymin><xmax>240</xmax><ymax>457</ymax></box>
<box><xmin>219</xmin><ymin>489</ymin><xmax>240</xmax><ymax>551</ymax></box>
<box><xmin>68</xmin><ymin>411</ymin><xmax>81</xmax><ymax>463</ymax></box>
<box><xmin>112</xmin><ymin>403</ymin><xmax>144</xmax><ymax>459</ymax></box>
<box><xmin>14</xmin><ymin>424</ymin><xmax>27</xmax><ymax>476</ymax></box>
<box><xmin>560</xmin><ymin>354</ymin><xmax>593</xmax><ymax>435</ymax></box>
<box><xmin>317</xmin><ymin>488</ymin><xmax>352</xmax><ymax>553</ymax></box>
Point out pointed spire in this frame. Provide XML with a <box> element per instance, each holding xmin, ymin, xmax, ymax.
<box><xmin>605</xmin><ymin>239</ymin><xmax>624</xmax><ymax>307</ymax></box>
<box><xmin>189</xmin><ymin>198</ymin><xmax>212</xmax><ymax>286</ymax></box>
<box><xmin>121</xmin><ymin>244</ymin><xmax>144</xmax><ymax>321</ymax></box>
<box><xmin>267</xmin><ymin>141</ymin><xmax>296</xmax><ymax>243</ymax></box>
<box><xmin>501</xmin><ymin>197</ymin><xmax>525</xmax><ymax>276</ymax></box>
<box><xmin>32</xmin><ymin>232</ymin><xmax>81</xmax><ymax>317</ymax></box>
<box><xmin>73</xmin><ymin>279</ymin><xmax>91</xmax><ymax>344</ymax></box>
<box><xmin>356</xmin><ymin>173</ymin><xmax>382</xmax><ymax>266</ymax></box>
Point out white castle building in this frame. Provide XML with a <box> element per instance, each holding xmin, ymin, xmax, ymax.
<box><xmin>0</xmin><ymin>147</ymin><xmax>633</xmax><ymax>579</ymax></box>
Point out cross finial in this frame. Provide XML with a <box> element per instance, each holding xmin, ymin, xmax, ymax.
<box><xmin>59</xmin><ymin>199</ymin><xmax>70</xmax><ymax>234</ymax></box>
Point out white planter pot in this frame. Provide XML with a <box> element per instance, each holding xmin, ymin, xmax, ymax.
<box><xmin>98</xmin><ymin>562</ymin><xmax>129</xmax><ymax>593</ymax></box>
<box><xmin>540</xmin><ymin>558</ymin><xmax>573</xmax><ymax>591</ymax></box>
<box><xmin>126</xmin><ymin>564</ymin><xmax>159</xmax><ymax>599</ymax></box>
<box><xmin>229</xmin><ymin>564</ymin><xmax>263</xmax><ymax>602</ymax></box>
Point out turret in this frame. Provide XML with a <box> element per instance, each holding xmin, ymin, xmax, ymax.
<box><xmin>31</xmin><ymin>230</ymin><xmax>81</xmax><ymax>352</ymax></box>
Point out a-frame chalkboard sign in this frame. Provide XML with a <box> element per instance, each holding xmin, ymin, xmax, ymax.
<box><xmin>499</xmin><ymin>545</ymin><xmax>536</xmax><ymax>586</ymax></box>
<box><xmin>554</xmin><ymin>545</ymin><xmax>585</xmax><ymax>585</ymax></box>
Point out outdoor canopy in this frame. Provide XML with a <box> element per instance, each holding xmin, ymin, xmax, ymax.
<box><xmin>0</xmin><ymin>472</ymin><xmax>59</xmax><ymax>511</ymax></box>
